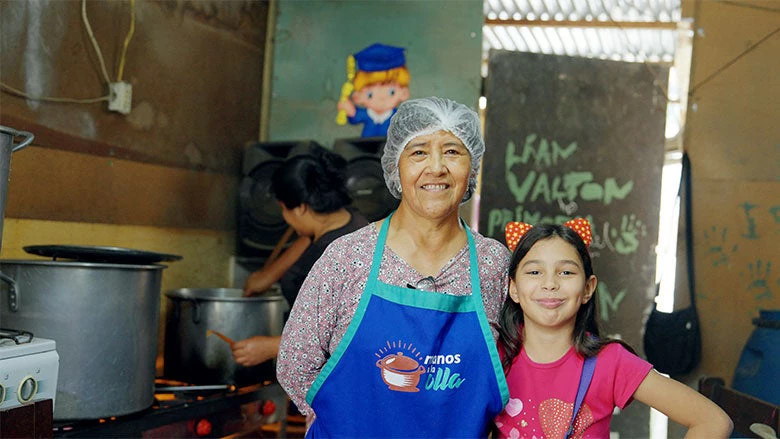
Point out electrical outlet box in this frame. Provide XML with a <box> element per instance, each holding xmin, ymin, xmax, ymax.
<box><xmin>108</xmin><ymin>81</ymin><xmax>132</xmax><ymax>115</ymax></box>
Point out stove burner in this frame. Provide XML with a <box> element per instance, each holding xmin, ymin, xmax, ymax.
<box><xmin>0</xmin><ymin>328</ymin><xmax>33</xmax><ymax>344</ymax></box>
<box><xmin>52</xmin><ymin>379</ymin><xmax>289</xmax><ymax>438</ymax></box>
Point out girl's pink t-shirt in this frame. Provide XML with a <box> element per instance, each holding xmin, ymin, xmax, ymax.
<box><xmin>496</xmin><ymin>343</ymin><xmax>653</xmax><ymax>439</ymax></box>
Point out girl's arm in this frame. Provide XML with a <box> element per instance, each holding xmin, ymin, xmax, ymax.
<box><xmin>633</xmin><ymin>370</ymin><xmax>733</xmax><ymax>438</ymax></box>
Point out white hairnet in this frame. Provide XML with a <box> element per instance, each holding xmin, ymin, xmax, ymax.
<box><xmin>382</xmin><ymin>96</ymin><xmax>485</xmax><ymax>203</ymax></box>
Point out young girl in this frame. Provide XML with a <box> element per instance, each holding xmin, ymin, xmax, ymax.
<box><xmin>494</xmin><ymin>219</ymin><xmax>732</xmax><ymax>439</ymax></box>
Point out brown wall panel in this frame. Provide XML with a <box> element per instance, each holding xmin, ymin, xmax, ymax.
<box><xmin>692</xmin><ymin>180</ymin><xmax>778</xmax><ymax>382</ymax></box>
<box><xmin>685</xmin><ymin>2</ymin><xmax>779</xmax><ymax>182</ymax></box>
<box><xmin>681</xmin><ymin>0</ymin><xmax>780</xmax><ymax>393</ymax></box>
<box><xmin>5</xmin><ymin>146</ymin><xmax>237</xmax><ymax>230</ymax></box>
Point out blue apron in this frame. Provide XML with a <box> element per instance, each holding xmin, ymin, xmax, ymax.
<box><xmin>305</xmin><ymin>215</ymin><xmax>509</xmax><ymax>438</ymax></box>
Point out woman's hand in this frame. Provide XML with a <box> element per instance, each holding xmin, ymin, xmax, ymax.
<box><xmin>243</xmin><ymin>271</ymin><xmax>274</xmax><ymax>296</ymax></box>
<box><xmin>231</xmin><ymin>335</ymin><xmax>282</xmax><ymax>367</ymax></box>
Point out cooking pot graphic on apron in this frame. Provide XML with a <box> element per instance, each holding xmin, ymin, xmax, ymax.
<box><xmin>375</xmin><ymin>352</ymin><xmax>427</xmax><ymax>392</ymax></box>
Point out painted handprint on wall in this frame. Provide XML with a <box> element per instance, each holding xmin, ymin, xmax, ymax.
<box><xmin>608</xmin><ymin>214</ymin><xmax>647</xmax><ymax>255</ymax></box>
<box><xmin>743</xmin><ymin>259</ymin><xmax>773</xmax><ymax>301</ymax></box>
<box><xmin>702</xmin><ymin>226</ymin><xmax>739</xmax><ymax>268</ymax></box>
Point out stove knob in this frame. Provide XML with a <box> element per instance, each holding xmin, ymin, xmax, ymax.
<box><xmin>195</xmin><ymin>418</ymin><xmax>212</xmax><ymax>436</ymax></box>
<box><xmin>18</xmin><ymin>376</ymin><xmax>38</xmax><ymax>403</ymax></box>
<box><xmin>261</xmin><ymin>399</ymin><xmax>276</xmax><ymax>416</ymax></box>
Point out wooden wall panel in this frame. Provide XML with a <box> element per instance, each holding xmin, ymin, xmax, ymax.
<box><xmin>5</xmin><ymin>146</ymin><xmax>237</xmax><ymax>230</ymax></box>
<box><xmin>693</xmin><ymin>180</ymin><xmax>779</xmax><ymax>382</ymax></box>
<box><xmin>682</xmin><ymin>0</ymin><xmax>779</xmax><ymax>390</ymax></box>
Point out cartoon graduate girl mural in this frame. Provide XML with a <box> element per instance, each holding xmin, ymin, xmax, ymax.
<box><xmin>336</xmin><ymin>43</ymin><xmax>410</xmax><ymax>137</ymax></box>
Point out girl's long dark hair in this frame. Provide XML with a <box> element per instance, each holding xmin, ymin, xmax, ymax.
<box><xmin>270</xmin><ymin>145</ymin><xmax>352</xmax><ymax>213</ymax></box>
<box><xmin>497</xmin><ymin>224</ymin><xmax>636</xmax><ymax>371</ymax></box>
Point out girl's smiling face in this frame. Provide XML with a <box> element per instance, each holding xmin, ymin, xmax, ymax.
<box><xmin>509</xmin><ymin>236</ymin><xmax>597</xmax><ymax>331</ymax></box>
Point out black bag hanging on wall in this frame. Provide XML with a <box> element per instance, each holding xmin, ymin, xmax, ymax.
<box><xmin>644</xmin><ymin>153</ymin><xmax>702</xmax><ymax>376</ymax></box>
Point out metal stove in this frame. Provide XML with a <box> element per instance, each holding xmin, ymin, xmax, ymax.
<box><xmin>0</xmin><ymin>328</ymin><xmax>58</xmax><ymax>411</ymax></box>
<box><xmin>52</xmin><ymin>378</ymin><xmax>290</xmax><ymax>438</ymax></box>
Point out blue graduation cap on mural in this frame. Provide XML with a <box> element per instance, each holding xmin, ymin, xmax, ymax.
<box><xmin>353</xmin><ymin>43</ymin><xmax>406</xmax><ymax>72</ymax></box>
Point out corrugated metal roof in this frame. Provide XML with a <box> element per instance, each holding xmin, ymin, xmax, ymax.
<box><xmin>483</xmin><ymin>0</ymin><xmax>682</xmax><ymax>74</ymax></box>
<box><xmin>484</xmin><ymin>0</ymin><xmax>681</xmax><ymax>23</ymax></box>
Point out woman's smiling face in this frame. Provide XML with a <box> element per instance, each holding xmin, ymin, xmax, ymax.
<box><xmin>396</xmin><ymin>130</ymin><xmax>472</xmax><ymax>220</ymax></box>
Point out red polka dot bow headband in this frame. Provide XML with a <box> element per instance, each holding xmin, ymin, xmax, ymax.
<box><xmin>504</xmin><ymin>218</ymin><xmax>593</xmax><ymax>252</ymax></box>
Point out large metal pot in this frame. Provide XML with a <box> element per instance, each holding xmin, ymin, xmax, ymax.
<box><xmin>163</xmin><ymin>288</ymin><xmax>289</xmax><ymax>386</ymax></box>
<box><xmin>0</xmin><ymin>260</ymin><xmax>165</xmax><ymax>420</ymax></box>
<box><xmin>0</xmin><ymin>125</ymin><xmax>33</xmax><ymax>253</ymax></box>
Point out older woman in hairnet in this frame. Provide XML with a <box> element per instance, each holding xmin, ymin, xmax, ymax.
<box><xmin>276</xmin><ymin>97</ymin><xmax>510</xmax><ymax>438</ymax></box>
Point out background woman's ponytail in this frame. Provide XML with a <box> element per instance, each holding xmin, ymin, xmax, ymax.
<box><xmin>271</xmin><ymin>145</ymin><xmax>352</xmax><ymax>213</ymax></box>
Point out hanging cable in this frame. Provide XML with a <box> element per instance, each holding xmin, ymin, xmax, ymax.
<box><xmin>598</xmin><ymin>0</ymin><xmax>675</xmax><ymax>103</ymax></box>
<box><xmin>117</xmin><ymin>0</ymin><xmax>136</xmax><ymax>82</ymax></box>
<box><xmin>81</xmin><ymin>0</ymin><xmax>112</xmax><ymax>85</ymax></box>
<box><xmin>1</xmin><ymin>1</ymin><xmax>133</xmax><ymax>105</ymax></box>
<box><xmin>0</xmin><ymin>81</ymin><xmax>110</xmax><ymax>104</ymax></box>
<box><xmin>689</xmin><ymin>26</ymin><xmax>779</xmax><ymax>95</ymax></box>
<box><xmin>721</xmin><ymin>1</ymin><xmax>780</xmax><ymax>14</ymax></box>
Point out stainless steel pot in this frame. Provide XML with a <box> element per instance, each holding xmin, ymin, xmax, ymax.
<box><xmin>163</xmin><ymin>288</ymin><xmax>289</xmax><ymax>386</ymax></box>
<box><xmin>0</xmin><ymin>125</ymin><xmax>33</xmax><ymax>253</ymax></box>
<box><xmin>0</xmin><ymin>260</ymin><xmax>165</xmax><ymax>420</ymax></box>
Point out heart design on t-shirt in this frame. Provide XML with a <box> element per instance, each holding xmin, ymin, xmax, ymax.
<box><xmin>538</xmin><ymin>398</ymin><xmax>594</xmax><ymax>439</ymax></box>
<box><xmin>505</xmin><ymin>398</ymin><xmax>524</xmax><ymax>417</ymax></box>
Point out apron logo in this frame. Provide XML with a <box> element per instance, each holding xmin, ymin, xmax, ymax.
<box><xmin>374</xmin><ymin>341</ymin><xmax>465</xmax><ymax>393</ymax></box>
<box><xmin>423</xmin><ymin>354</ymin><xmax>466</xmax><ymax>391</ymax></box>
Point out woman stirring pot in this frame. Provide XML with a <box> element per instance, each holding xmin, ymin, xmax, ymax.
<box><xmin>232</xmin><ymin>145</ymin><xmax>368</xmax><ymax>368</ymax></box>
<box><xmin>277</xmin><ymin>96</ymin><xmax>510</xmax><ymax>437</ymax></box>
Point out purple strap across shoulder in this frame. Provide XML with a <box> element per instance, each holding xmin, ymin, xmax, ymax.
<box><xmin>565</xmin><ymin>355</ymin><xmax>597</xmax><ymax>439</ymax></box>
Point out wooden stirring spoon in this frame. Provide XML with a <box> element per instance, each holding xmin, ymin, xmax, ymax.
<box><xmin>206</xmin><ymin>329</ymin><xmax>235</xmax><ymax>347</ymax></box>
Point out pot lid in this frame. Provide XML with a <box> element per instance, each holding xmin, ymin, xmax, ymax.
<box><xmin>23</xmin><ymin>245</ymin><xmax>183</xmax><ymax>265</ymax></box>
<box><xmin>380</xmin><ymin>352</ymin><xmax>420</xmax><ymax>371</ymax></box>
<box><xmin>165</xmin><ymin>287</ymin><xmax>285</xmax><ymax>302</ymax></box>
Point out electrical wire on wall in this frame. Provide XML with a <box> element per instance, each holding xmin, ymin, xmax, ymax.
<box><xmin>116</xmin><ymin>0</ymin><xmax>136</xmax><ymax>82</ymax></box>
<box><xmin>81</xmin><ymin>0</ymin><xmax>112</xmax><ymax>88</ymax></box>
<box><xmin>688</xmin><ymin>26</ymin><xmax>779</xmax><ymax>96</ymax></box>
<box><xmin>0</xmin><ymin>0</ymin><xmax>135</xmax><ymax>105</ymax></box>
<box><xmin>0</xmin><ymin>82</ymin><xmax>110</xmax><ymax>104</ymax></box>
<box><xmin>597</xmin><ymin>0</ymin><xmax>676</xmax><ymax>104</ymax></box>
